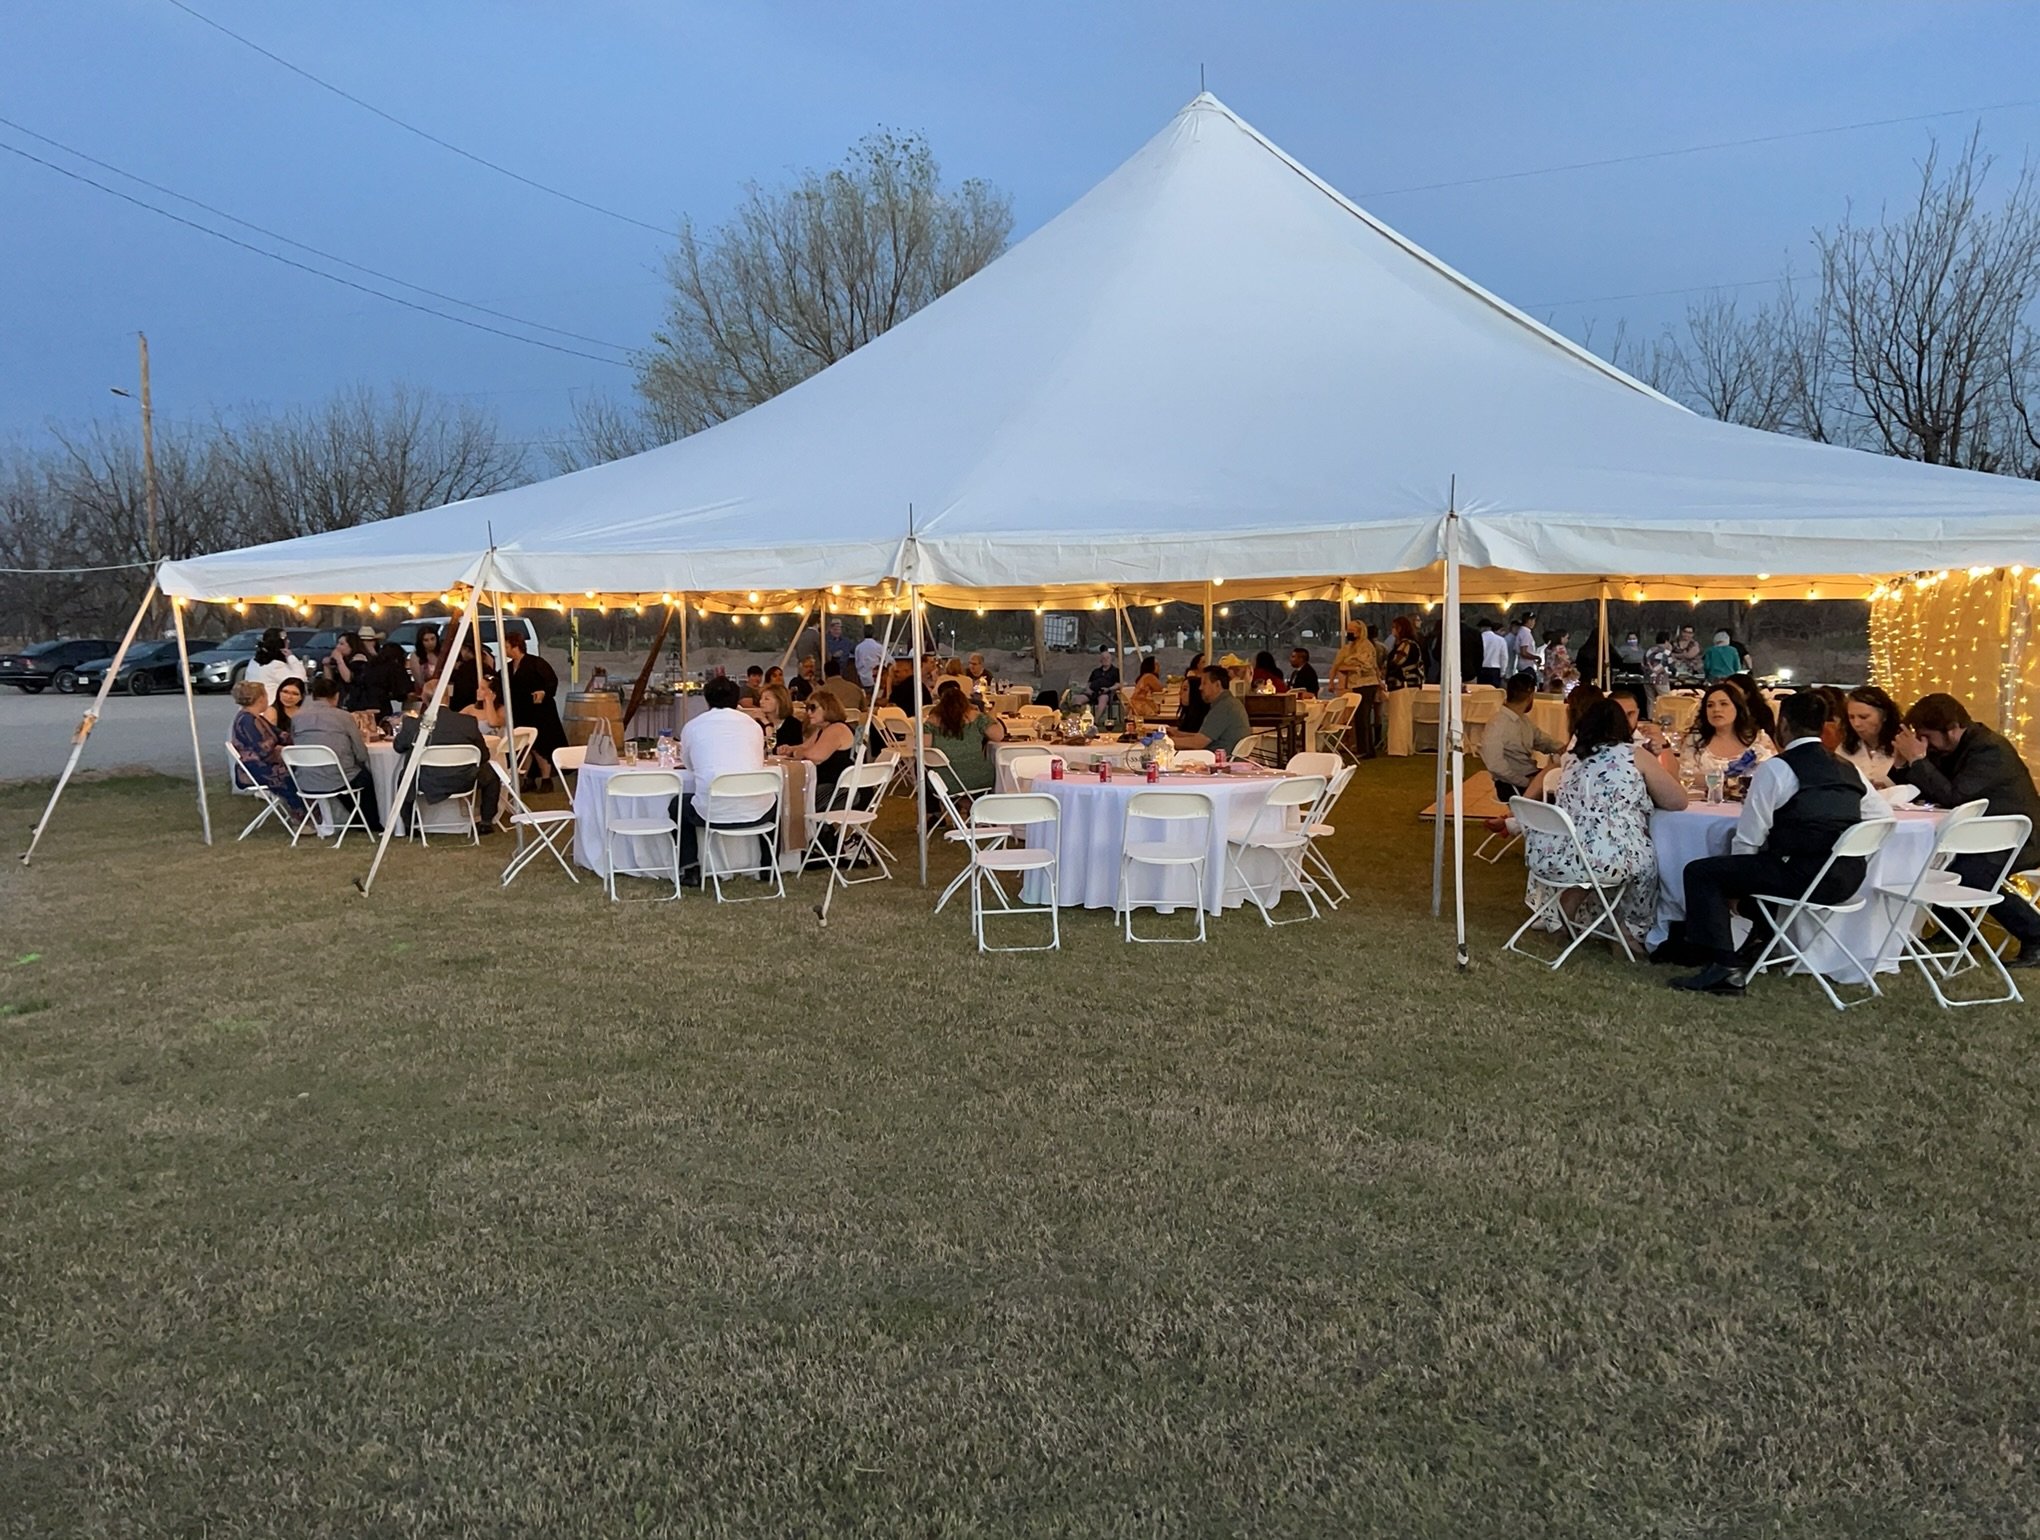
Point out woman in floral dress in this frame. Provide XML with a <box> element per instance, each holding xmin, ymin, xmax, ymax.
<box><xmin>1525</xmin><ymin>698</ymin><xmax>1688</xmax><ymax>946</ymax></box>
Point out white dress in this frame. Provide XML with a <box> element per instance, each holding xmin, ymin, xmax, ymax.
<box><xmin>247</xmin><ymin>656</ymin><xmax>309</xmax><ymax>697</ymax></box>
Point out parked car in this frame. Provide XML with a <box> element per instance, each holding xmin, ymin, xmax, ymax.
<box><xmin>71</xmin><ymin>639</ymin><xmax>189</xmax><ymax>696</ymax></box>
<box><xmin>0</xmin><ymin>638</ymin><xmax>114</xmax><ymax>694</ymax></box>
<box><xmin>382</xmin><ymin>615</ymin><xmax>539</xmax><ymax>655</ymax></box>
<box><xmin>185</xmin><ymin>627</ymin><xmax>321</xmax><ymax>691</ymax></box>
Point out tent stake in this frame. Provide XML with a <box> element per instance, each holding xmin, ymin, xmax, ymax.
<box><xmin>170</xmin><ymin>592</ymin><xmax>212</xmax><ymax>845</ymax></box>
<box><xmin>20</xmin><ymin>578</ymin><xmax>158</xmax><ymax>866</ymax></box>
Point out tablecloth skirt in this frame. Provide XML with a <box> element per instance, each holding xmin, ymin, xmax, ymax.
<box><xmin>571</xmin><ymin>760</ymin><xmax>813</xmax><ymax>879</ymax></box>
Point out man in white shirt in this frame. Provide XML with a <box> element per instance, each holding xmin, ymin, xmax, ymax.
<box><xmin>1512</xmin><ymin>613</ymin><xmax>1541</xmax><ymax>680</ymax></box>
<box><xmin>677</xmin><ymin>675</ymin><xmax>773</xmax><ymax>881</ymax></box>
<box><xmin>853</xmin><ymin>628</ymin><xmax>886</xmax><ymax>690</ymax></box>
<box><xmin>1477</xmin><ymin>620</ymin><xmax>1511</xmax><ymax>685</ymax></box>
<box><xmin>1671</xmin><ymin>691</ymin><xmax>1891</xmax><ymax>996</ymax></box>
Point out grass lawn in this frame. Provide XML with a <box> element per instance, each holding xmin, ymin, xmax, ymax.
<box><xmin>2</xmin><ymin>760</ymin><xmax>2035</xmax><ymax>1537</ymax></box>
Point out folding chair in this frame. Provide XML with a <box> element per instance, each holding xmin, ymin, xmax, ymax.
<box><xmin>1225</xmin><ymin>774</ymin><xmax>1328</xmax><ymax>925</ymax></box>
<box><xmin>1315</xmin><ymin>695</ymin><xmax>1360</xmax><ymax>764</ymax></box>
<box><xmin>281</xmin><ymin>744</ymin><xmax>372</xmax><ymax>848</ymax></box>
<box><xmin>1005</xmin><ymin>751</ymin><xmax>1053</xmax><ymax>791</ymax></box>
<box><xmin>601</xmin><ymin>767</ymin><xmax>683</xmax><ymax>902</ymax></box>
<box><xmin>1285</xmin><ymin>751</ymin><xmax>1341</xmax><ymax>780</ymax></box>
<box><xmin>1503</xmin><ymin>796</ymin><xmax>1637</xmax><ymax>967</ymax></box>
<box><xmin>224</xmin><ymin>744</ymin><xmax>304</xmax><ymax>841</ymax></box>
<box><xmin>926</xmin><ymin>760</ymin><xmax>1011</xmax><ymax>914</ymax></box>
<box><xmin>967</xmin><ymin>792</ymin><xmax>1061</xmax><ymax>952</ymax></box>
<box><xmin>1172</xmin><ymin>749</ymin><xmax>1216</xmax><ymax>769</ymax></box>
<box><xmin>1117</xmin><ymin>790</ymin><xmax>1213</xmax><ymax>943</ymax></box>
<box><xmin>1300</xmin><ymin>763</ymin><xmax>1355</xmax><ymax>907</ymax></box>
<box><xmin>1876</xmin><ymin>812</ymin><xmax>2031</xmax><ymax>1007</ymax></box>
<box><xmin>489</xmin><ymin>761</ymin><xmax>579</xmax><ymax>887</ymax></box>
<box><xmin>550</xmin><ymin>743</ymin><xmax>587</xmax><ymax>800</ymax></box>
<box><xmin>509</xmin><ymin>725</ymin><xmax>539</xmax><ymax>778</ymax></box>
<box><xmin>804</xmin><ymin>761</ymin><xmax>894</xmax><ymax>888</ymax></box>
<box><xmin>699</xmin><ymin>769</ymin><xmax>785</xmax><ymax>902</ymax></box>
<box><xmin>873</xmin><ymin>708</ymin><xmax>918</xmax><ymax>794</ymax></box>
<box><xmin>409</xmin><ymin>745</ymin><xmax>483</xmax><ymax>846</ymax></box>
<box><xmin>1743</xmin><ymin>817</ymin><xmax>1895</xmax><ymax>1009</ymax></box>
<box><xmin>1233</xmin><ymin>732</ymin><xmax>1275</xmax><ymax>767</ymax></box>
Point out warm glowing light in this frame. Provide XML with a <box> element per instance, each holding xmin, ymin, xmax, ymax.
<box><xmin>1152</xmin><ymin>604</ymin><xmax>1163</xmax><ymax>614</ymax></box>
<box><xmin>975</xmin><ymin>606</ymin><xmax>986</xmax><ymax>616</ymax></box>
<box><xmin>1284</xmin><ymin>598</ymin><xmax>1297</xmax><ymax>609</ymax></box>
<box><xmin>660</xmin><ymin>592</ymin><xmax>672</xmax><ymax>604</ymax></box>
<box><xmin>1776</xmin><ymin>666</ymin><xmax>1795</xmax><ymax>681</ymax></box>
<box><xmin>438</xmin><ymin>592</ymin><xmax>452</xmax><ymax>606</ymax></box>
<box><xmin>233</xmin><ymin>602</ymin><xmax>246</xmax><ymax>614</ymax></box>
<box><xmin>830</xmin><ymin>584</ymin><xmax>842</xmax><ymax>596</ymax></box>
<box><xmin>1211</xmin><ymin>577</ymin><xmax>1224</xmax><ymax>587</ymax></box>
<box><xmin>749</xmin><ymin>591</ymin><xmax>761</xmax><ymax>604</ymax></box>
<box><xmin>584</xmin><ymin>590</ymin><xmax>596</xmax><ymax>599</ymax></box>
<box><xmin>1218</xmin><ymin>605</ymin><xmax>1231</xmax><ymax>617</ymax></box>
<box><xmin>1757</xmin><ymin>573</ymin><xmax>1771</xmax><ymax>581</ymax></box>
<box><xmin>1969</xmin><ymin>565</ymin><xmax>1991</xmax><ymax>578</ymax></box>
<box><xmin>1034</xmin><ymin>605</ymin><xmax>1044</xmax><ymax>615</ymax></box>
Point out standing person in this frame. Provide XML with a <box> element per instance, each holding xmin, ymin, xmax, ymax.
<box><xmin>1332</xmin><ymin>620</ymin><xmax>1382</xmax><ymax>756</ymax></box>
<box><xmin>1888</xmin><ymin>693</ymin><xmax>2040</xmax><ymax>967</ymax></box>
<box><xmin>504</xmin><ymin>632</ymin><xmax>566</xmax><ymax>789</ymax></box>
<box><xmin>1702</xmin><ymin>630</ymin><xmax>1743</xmax><ymax>681</ymax></box>
<box><xmin>1671</xmin><ymin>691</ymin><xmax>1894</xmax><ymax>995</ymax></box>
<box><xmin>334</xmin><ymin>627</ymin><xmax>399</xmax><ymax>714</ymax></box>
<box><xmin>1287</xmin><ymin>647</ymin><xmax>1320</xmax><ymax>696</ymax></box>
<box><xmin>1480</xmin><ymin>672</ymin><xmax>1564</xmax><ymax>802</ymax></box>
<box><xmin>1384</xmin><ymin>616</ymin><xmax>1425</xmax><ymax>692</ymax></box>
<box><xmin>825</xmin><ymin>617</ymin><xmax>856</xmax><ymax>680</ymax></box>
<box><xmin>1669</xmin><ymin>625</ymin><xmax>1704</xmax><ymax>680</ymax></box>
<box><xmin>1512</xmin><ymin>613</ymin><xmax>1541</xmax><ymax>680</ymax></box>
<box><xmin>1477</xmin><ymin>618</ymin><xmax>1511</xmax><ymax>686</ymax></box>
<box><xmin>1544</xmin><ymin>629</ymin><xmax>1572</xmax><ymax>683</ymax></box>
<box><xmin>290</xmin><ymin>673</ymin><xmax>383</xmax><ymax>832</ymax></box>
<box><xmin>1644</xmin><ymin>631</ymin><xmax>1675</xmax><ymax>693</ymax></box>
<box><xmin>247</xmin><ymin>627</ymin><xmax>308</xmax><ymax>699</ymax></box>
<box><xmin>853</xmin><ymin>626</ymin><xmax>885</xmax><ymax>692</ymax></box>
<box><xmin>676</xmin><ymin>674</ymin><xmax>771</xmax><ymax>884</ymax></box>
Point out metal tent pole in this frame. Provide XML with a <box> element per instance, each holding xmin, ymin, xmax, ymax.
<box><xmin>170</xmin><ymin>592</ymin><xmax>212</xmax><ymax>845</ymax></box>
<box><xmin>910</xmin><ymin>583</ymin><xmax>929</xmax><ymax>885</ymax></box>
<box><xmin>1597</xmin><ymin>583</ymin><xmax>1610</xmax><ymax>685</ymax></box>
<box><xmin>490</xmin><ymin>584</ymin><xmax>519</xmax><ymax>809</ymax></box>
<box><xmin>1444</xmin><ymin>512</ymin><xmax>1468</xmax><ymax>968</ymax></box>
<box><xmin>21</xmin><ymin>577</ymin><xmax>159</xmax><ymax>865</ymax></box>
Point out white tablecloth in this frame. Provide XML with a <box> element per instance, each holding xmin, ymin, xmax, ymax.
<box><xmin>1014</xmin><ymin>770</ymin><xmax>1301</xmax><ymax>913</ymax></box>
<box><xmin>993</xmin><ymin>740</ymin><xmax>1145</xmax><ymax>792</ymax></box>
<box><xmin>1647</xmin><ymin>803</ymin><xmax>1945</xmax><ymax>980</ymax></box>
<box><xmin>365</xmin><ymin>735</ymin><xmax>504</xmax><ymax>836</ymax></box>
<box><xmin>571</xmin><ymin>759</ymin><xmax>814</xmax><ymax>878</ymax></box>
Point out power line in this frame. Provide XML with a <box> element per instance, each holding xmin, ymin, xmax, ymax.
<box><xmin>1358</xmin><ymin>96</ymin><xmax>2040</xmax><ymax>199</ymax></box>
<box><xmin>0</xmin><ymin>115</ymin><xmax>636</xmax><ymax>357</ymax></box>
<box><xmin>1528</xmin><ymin>275</ymin><xmax>1787</xmax><ymax>310</ymax></box>
<box><xmin>162</xmin><ymin>0</ymin><xmax>673</xmax><ymax>237</ymax></box>
<box><xmin>0</xmin><ymin>140</ymin><xmax>635</xmax><ymax>369</ymax></box>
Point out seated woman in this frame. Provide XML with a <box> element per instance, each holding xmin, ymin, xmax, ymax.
<box><xmin>924</xmin><ymin>678</ymin><xmax>1006</xmax><ymax>800</ymax></box>
<box><xmin>1842</xmin><ymin>685</ymin><xmax>1902</xmax><ymax>787</ymax></box>
<box><xmin>1128</xmin><ymin>657</ymin><xmax>1164</xmax><ymax>714</ymax></box>
<box><xmin>229</xmin><ymin>679</ymin><xmax>305</xmax><ymax>817</ymax></box>
<box><xmin>269</xmin><ymin>675</ymin><xmax>305</xmax><ymax>740</ymax></box>
<box><xmin>1524</xmin><ymin>697</ymin><xmax>1687</xmax><ymax>949</ymax></box>
<box><xmin>1678</xmin><ymin>680</ymin><xmax>1775</xmax><ymax>786</ymax></box>
<box><xmin>1250</xmin><ymin>650</ymin><xmax>1288</xmax><ymax>692</ymax></box>
<box><xmin>777</xmin><ymin>689</ymin><xmax>858</xmax><ymax>804</ymax></box>
<box><xmin>461</xmin><ymin>673</ymin><xmax>507</xmax><ymax>733</ymax></box>
<box><xmin>751</xmin><ymin>683</ymin><xmax>804</xmax><ymax>750</ymax></box>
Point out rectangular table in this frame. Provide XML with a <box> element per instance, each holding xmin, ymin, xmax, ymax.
<box><xmin>1647</xmin><ymin>803</ymin><xmax>1945</xmax><ymax>980</ymax></box>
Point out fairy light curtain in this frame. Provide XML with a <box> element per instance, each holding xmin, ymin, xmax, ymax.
<box><xmin>1870</xmin><ymin>567</ymin><xmax>2038</xmax><ymax>764</ymax></box>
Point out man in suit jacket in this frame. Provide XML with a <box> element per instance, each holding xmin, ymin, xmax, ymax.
<box><xmin>394</xmin><ymin>706</ymin><xmax>500</xmax><ymax>828</ymax></box>
<box><xmin>1890</xmin><ymin>693</ymin><xmax>2040</xmax><ymax>965</ymax></box>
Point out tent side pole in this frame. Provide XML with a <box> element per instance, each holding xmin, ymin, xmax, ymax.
<box><xmin>773</xmin><ymin>593</ymin><xmax>816</xmax><ymax>676</ymax></box>
<box><xmin>1597</xmin><ymin>583</ymin><xmax>1610</xmax><ymax>685</ymax></box>
<box><xmin>21</xmin><ymin>577</ymin><xmax>158</xmax><ymax>866</ymax></box>
<box><xmin>1444</xmin><ymin>513</ymin><xmax>1467</xmax><ymax>967</ymax></box>
<box><xmin>678</xmin><ymin>593</ymin><xmax>688</xmax><ymax>679</ymax></box>
<box><xmin>491</xmin><ymin>585</ymin><xmax>518</xmax><ymax>804</ymax></box>
<box><xmin>357</xmin><ymin>560</ymin><xmax>491</xmax><ymax>896</ymax></box>
<box><xmin>910</xmin><ymin>584</ymin><xmax>928</xmax><ymax>886</ymax></box>
<box><xmin>853</xmin><ymin>600</ymin><xmax>903</xmax><ymax>764</ymax></box>
<box><xmin>170</xmin><ymin>594</ymin><xmax>212</xmax><ymax>845</ymax></box>
<box><xmin>1112</xmin><ymin>593</ymin><xmax>1126</xmax><ymax>709</ymax></box>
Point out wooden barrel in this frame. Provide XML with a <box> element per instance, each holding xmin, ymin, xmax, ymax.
<box><xmin>564</xmin><ymin>690</ymin><xmax>622</xmax><ymax>747</ymax></box>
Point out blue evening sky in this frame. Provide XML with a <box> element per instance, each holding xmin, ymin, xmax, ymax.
<box><xmin>5</xmin><ymin>1</ymin><xmax>2038</xmax><ymax>451</ymax></box>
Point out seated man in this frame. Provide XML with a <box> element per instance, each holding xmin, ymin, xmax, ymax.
<box><xmin>1671</xmin><ymin>690</ymin><xmax>1892</xmax><ymax>995</ymax></box>
<box><xmin>289</xmin><ymin>673</ymin><xmax>383</xmax><ymax>832</ymax></box>
<box><xmin>1086</xmin><ymin>646</ymin><xmax>1120</xmax><ymax>708</ymax></box>
<box><xmin>818</xmin><ymin>656</ymin><xmax>866</xmax><ymax>714</ymax></box>
<box><xmin>1480</xmin><ymin>671</ymin><xmax>1563</xmax><ymax>802</ymax></box>
<box><xmin>1287</xmin><ymin>647</ymin><xmax>1320</xmax><ymax>697</ymax></box>
<box><xmin>1610</xmin><ymin>682</ymin><xmax>1670</xmax><ymax>755</ymax></box>
<box><xmin>393</xmin><ymin>700</ymin><xmax>499</xmax><ymax>830</ymax></box>
<box><xmin>1888</xmin><ymin>692</ymin><xmax>2040</xmax><ymax>967</ymax></box>
<box><xmin>1168</xmin><ymin>664</ymin><xmax>1249</xmax><ymax>756</ymax></box>
<box><xmin>678</xmin><ymin>674</ymin><xmax>773</xmax><ymax>881</ymax></box>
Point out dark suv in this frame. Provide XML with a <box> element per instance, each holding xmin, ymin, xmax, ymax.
<box><xmin>0</xmin><ymin>638</ymin><xmax>114</xmax><ymax>694</ymax></box>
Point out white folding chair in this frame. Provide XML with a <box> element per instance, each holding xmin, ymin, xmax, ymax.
<box><xmin>1117</xmin><ymin>790</ymin><xmax>1213</xmax><ymax>943</ymax></box>
<box><xmin>1233</xmin><ymin>732</ymin><xmax>1275</xmax><ymax>767</ymax></box>
<box><xmin>1743</xmin><ymin>818</ymin><xmax>1896</xmax><ymax>1009</ymax></box>
<box><xmin>926</xmin><ymin>759</ymin><xmax>1011</xmax><ymax>914</ymax></box>
<box><xmin>489</xmin><ymin>761</ymin><xmax>579</xmax><ymax>887</ymax></box>
<box><xmin>1225</xmin><ymin>774</ymin><xmax>1328</xmax><ymax>925</ymax></box>
<box><xmin>509</xmin><ymin>725</ymin><xmax>539</xmax><ymax>777</ymax></box>
<box><xmin>873</xmin><ymin>708</ymin><xmax>918</xmax><ymax>793</ymax></box>
<box><xmin>1876</xmin><ymin>812</ymin><xmax>2031</xmax><ymax>1007</ymax></box>
<box><xmin>550</xmin><ymin>743</ymin><xmax>587</xmax><ymax>800</ymax></box>
<box><xmin>409</xmin><ymin>745</ymin><xmax>483</xmax><ymax>846</ymax></box>
<box><xmin>1285</xmin><ymin>751</ymin><xmax>1341</xmax><ymax>780</ymax></box>
<box><xmin>1503</xmin><ymin>796</ymin><xmax>1637</xmax><ymax>967</ymax></box>
<box><xmin>280</xmin><ymin>744</ymin><xmax>372</xmax><ymax>848</ymax></box>
<box><xmin>224</xmin><ymin>743</ymin><xmax>307</xmax><ymax>841</ymax></box>
<box><xmin>1172</xmin><ymin>749</ymin><xmax>1216</xmax><ymax>769</ymax></box>
<box><xmin>967</xmin><ymin>792</ymin><xmax>1061</xmax><ymax>952</ymax></box>
<box><xmin>1005</xmin><ymin>751</ymin><xmax>1053</xmax><ymax>791</ymax></box>
<box><xmin>601</xmin><ymin>767</ymin><xmax>683</xmax><ymax>901</ymax></box>
<box><xmin>1017</xmin><ymin>704</ymin><xmax>1056</xmax><ymax>722</ymax></box>
<box><xmin>804</xmin><ymin>761</ymin><xmax>894</xmax><ymax>888</ymax></box>
<box><xmin>700</xmin><ymin>769</ymin><xmax>785</xmax><ymax>902</ymax></box>
<box><xmin>1316</xmin><ymin>695</ymin><xmax>1360</xmax><ymax>763</ymax></box>
<box><xmin>1301</xmin><ymin>763</ymin><xmax>1355</xmax><ymax>907</ymax></box>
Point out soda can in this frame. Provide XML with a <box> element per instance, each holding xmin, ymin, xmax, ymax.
<box><xmin>1099</xmin><ymin>762</ymin><xmax>1112</xmax><ymax>782</ymax></box>
<box><xmin>1050</xmin><ymin>758</ymin><xmax>1064</xmax><ymax>781</ymax></box>
<box><xmin>1146</xmin><ymin>762</ymin><xmax>1159</xmax><ymax>783</ymax></box>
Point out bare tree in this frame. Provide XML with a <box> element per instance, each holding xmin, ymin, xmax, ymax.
<box><xmin>634</xmin><ymin>130</ymin><xmax>1012</xmax><ymax>438</ymax></box>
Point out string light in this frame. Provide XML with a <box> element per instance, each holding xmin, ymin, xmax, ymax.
<box><xmin>1211</xmin><ymin>577</ymin><xmax>1224</xmax><ymax>587</ymax></box>
<box><xmin>748</xmin><ymin>591</ymin><xmax>761</xmax><ymax>604</ymax></box>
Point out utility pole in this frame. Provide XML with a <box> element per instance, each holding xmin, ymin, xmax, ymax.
<box><xmin>138</xmin><ymin>332</ymin><xmax>159</xmax><ymax>564</ymax></box>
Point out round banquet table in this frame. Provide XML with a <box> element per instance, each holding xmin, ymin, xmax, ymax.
<box><xmin>1014</xmin><ymin>770</ymin><xmax>1304</xmax><ymax>914</ymax></box>
<box><xmin>365</xmin><ymin>735</ymin><xmax>504</xmax><ymax>837</ymax></box>
<box><xmin>570</xmin><ymin>759</ymin><xmax>814</xmax><ymax>879</ymax></box>
<box><xmin>1647</xmin><ymin>803</ymin><xmax>1946</xmax><ymax>981</ymax></box>
<box><xmin>993</xmin><ymin>740</ymin><xmax>1145</xmax><ymax>792</ymax></box>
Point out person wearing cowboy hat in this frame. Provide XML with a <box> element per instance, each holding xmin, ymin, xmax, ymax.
<box><xmin>334</xmin><ymin>625</ymin><xmax>407</xmax><ymax>715</ymax></box>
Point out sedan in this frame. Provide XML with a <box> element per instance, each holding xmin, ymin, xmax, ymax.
<box><xmin>0</xmin><ymin>638</ymin><xmax>114</xmax><ymax>694</ymax></box>
<box><xmin>186</xmin><ymin>627</ymin><xmax>320</xmax><ymax>691</ymax></box>
<box><xmin>71</xmin><ymin>639</ymin><xmax>190</xmax><ymax>696</ymax></box>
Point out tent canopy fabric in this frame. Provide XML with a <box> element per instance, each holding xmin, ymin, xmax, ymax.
<box><xmin>159</xmin><ymin>93</ymin><xmax>2040</xmax><ymax>607</ymax></box>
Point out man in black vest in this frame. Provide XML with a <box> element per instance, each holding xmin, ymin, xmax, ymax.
<box><xmin>1671</xmin><ymin>690</ymin><xmax>1893</xmax><ymax>995</ymax></box>
<box><xmin>1888</xmin><ymin>692</ymin><xmax>2040</xmax><ymax>966</ymax></box>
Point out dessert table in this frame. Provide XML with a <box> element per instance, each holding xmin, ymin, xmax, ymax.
<box><xmin>1647</xmin><ymin>803</ymin><xmax>1945</xmax><ymax>980</ymax></box>
<box><xmin>1013</xmin><ymin>768</ymin><xmax>1305</xmax><ymax>914</ymax></box>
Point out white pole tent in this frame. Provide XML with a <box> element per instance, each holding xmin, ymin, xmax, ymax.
<box><xmin>44</xmin><ymin>90</ymin><xmax>2030</xmax><ymax>947</ymax></box>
